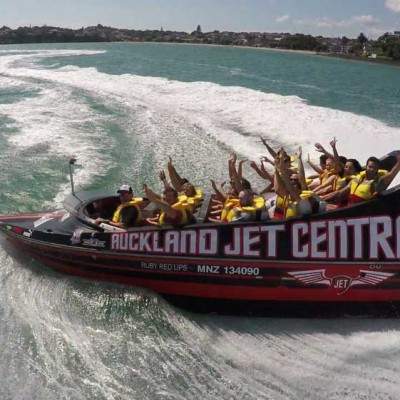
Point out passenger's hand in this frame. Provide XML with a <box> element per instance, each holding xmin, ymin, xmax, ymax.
<box><xmin>250</xmin><ymin>161</ymin><xmax>257</xmax><ymax>169</ymax></box>
<box><xmin>220</xmin><ymin>180</ymin><xmax>226</xmax><ymax>188</ymax></box>
<box><xmin>159</xmin><ymin>170</ymin><xmax>166</xmax><ymax>181</ymax></box>
<box><xmin>314</xmin><ymin>143</ymin><xmax>326</xmax><ymax>153</ymax></box>
<box><xmin>330</xmin><ymin>137</ymin><xmax>337</xmax><ymax>149</ymax></box>
<box><xmin>278</xmin><ymin>147</ymin><xmax>287</xmax><ymax>157</ymax></box>
<box><xmin>261</xmin><ymin>156</ymin><xmax>275</xmax><ymax>165</ymax></box>
<box><xmin>296</xmin><ymin>146</ymin><xmax>302</xmax><ymax>159</ymax></box>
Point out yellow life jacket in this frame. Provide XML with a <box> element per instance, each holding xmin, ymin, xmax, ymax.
<box><xmin>284</xmin><ymin>191</ymin><xmax>315</xmax><ymax>219</ymax></box>
<box><xmin>335</xmin><ymin>175</ymin><xmax>354</xmax><ymax>191</ymax></box>
<box><xmin>290</xmin><ymin>156</ymin><xmax>299</xmax><ymax>173</ymax></box>
<box><xmin>274</xmin><ymin>195</ymin><xmax>287</xmax><ymax>219</ymax></box>
<box><xmin>158</xmin><ymin>202</ymin><xmax>188</xmax><ymax>226</ymax></box>
<box><xmin>305</xmin><ymin>177</ymin><xmax>314</xmax><ymax>185</ymax></box>
<box><xmin>226</xmin><ymin>196</ymin><xmax>265</xmax><ymax>222</ymax></box>
<box><xmin>284</xmin><ymin>200</ymin><xmax>298</xmax><ymax>219</ymax></box>
<box><xmin>178</xmin><ymin>188</ymin><xmax>202</xmax><ymax>212</ymax></box>
<box><xmin>112</xmin><ymin>198</ymin><xmax>142</xmax><ymax>224</ymax></box>
<box><xmin>300</xmin><ymin>190</ymin><xmax>317</xmax><ymax>200</ymax></box>
<box><xmin>320</xmin><ymin>169</ymin><xmax>336</xmax><ymax>185</ymax></box>
<box><xmin>349</xmin><ymin>170</ymin><xmax>387</xmax><ymax>204</ymax></box>
<box><xmin>221</xmin><ymin>197</ymin><xmax>240</xmax><ymax>222</ymax></box>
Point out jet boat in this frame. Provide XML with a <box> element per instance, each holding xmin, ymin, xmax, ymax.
<box><xmin>1</xmin><ymin>153</ymin><xmax>400</xmax><ymax>316</ymax></box>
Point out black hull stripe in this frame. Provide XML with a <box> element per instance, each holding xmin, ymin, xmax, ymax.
<box><xmin>20</xmin><ymin>243</ymin><xmax>400</xmax><ymax>290</ymax></box>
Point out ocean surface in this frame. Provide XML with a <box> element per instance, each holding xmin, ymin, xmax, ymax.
<box><xmin>0</xmin><ymin>42</ymin><xmax>400</xmax><ymax>399</ymax></box>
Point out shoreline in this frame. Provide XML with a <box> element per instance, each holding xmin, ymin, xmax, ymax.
<box><xmin>122</xmin><ymin>40</ymin><xmax>317</xmax><ymax>55</ymax></box>
<box><xmin>316</xmin><ymin>52</ymin><xmax>400</xmax><ymax>68</ymax></box>
<box><xmin>123</xmin><ymin>42</ymin><xmax>400</xmax><ymax>65</ymax></box>
<box><xmin>4</xmin><ymin>39</ymin><xmax>400</xmax><ymax>66</ymax></box>
<box><xmin>159</xmin><ymin>42</ymin><xmax>400</xmax><ymax>66</ymax></box>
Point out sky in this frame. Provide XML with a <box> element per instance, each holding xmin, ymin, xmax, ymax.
<box><xmin>1</xmin><ymin>0</ymin><xmax>400</xmax><ymax>39</ymax></box>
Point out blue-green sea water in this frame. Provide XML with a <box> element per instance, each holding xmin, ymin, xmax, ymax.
<box><xmin>0</xmin><ymin>42</ymin><xmax>400</xmax><ymax>399</ymax></box>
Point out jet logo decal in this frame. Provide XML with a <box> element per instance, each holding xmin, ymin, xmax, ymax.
<box><xmin>288</xmin><ymin>269</ymin><xmax>395</xmax><ymax>295</ymax></box>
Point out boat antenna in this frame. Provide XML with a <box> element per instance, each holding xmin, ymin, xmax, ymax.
<box><xmin>69</xmin><ymin>156</ymin><xmax>77</xmax><ymax>194</ymax></box>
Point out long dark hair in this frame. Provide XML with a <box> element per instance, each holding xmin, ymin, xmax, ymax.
<box><xmin>347</xmin><ymin>158</ymin><xmax>362</xmax><ymax>173</ymax></box>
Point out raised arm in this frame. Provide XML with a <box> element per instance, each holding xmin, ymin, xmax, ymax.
<box><xmin>211</xmin><ymin>179</ymin><xmax>228</xmax><ymax>203</ymax></box>
<box><xmin>315</xmin><ymin>142</ymin><xmax>336</xmax><ymax>161</ymax></box>
<box><xmin>250</xmin><ymin>161</ymin><xmax>273</xmax><ymax>182</ymax></box>
<box><xmin>277</xmin><ymin>154</ymin><xmax>301</xmax><ymax>202</ymax></box>
<box><xmin>159</xmin><ymin>170</ymin><xmax>172</xmax><ymax>192</ymax></box>
<box><xmin>229</xmin><ymin>153</ymin><xmax>243</xmax><ymax>193</ymax></box>
<box><xmin>306</xmin><ymin>154</ymin><xmax>323</xmax><ymax>174</ymax></box>
<box><xmin>167</xmin><ymin>156</ymin><xmax>187</xmax><ymax>191</ymax></box>
<box><xmin>143</xmin><ymin>184</ymin><xmax>178</xmax><ymax>218</ymax></box>
<box><xmin>274</xmin><ymin>152</ymin><xmax>290</xmax><ymax>197</ymax></box>
<box><xmin>260</xmin><ymin>182</ymin><xmax>274</xmax><ymax>194</ymax></box>
<box><xmin>329</xmin><ymin>137</ymin><xmax>343</xmax><ymax>173</ymax></box>
<box><xmin>295</xmin><ymin>146</ymin><xmax>308</xmax><ymax>191</ymax></box>
<box><xmin>237</xmin><ymin>158</ymin><xmax>248</xmax><ymax>182</ymax></box>
<box><xmin>260</xmin><ymin>136</ymin><xmax>277</xmax><ymax>159</ymax></box>
<box><xmin>378</xmin><ymin>153</ymin><xmax>400</xmax><ymax>193</ymax></box>
<box><xmin>228</xmin><ymin>152</ymin><xmax>237</xmax><ymax>181</ymax></box>
<box><xmin>274</xmin><ymin>168</ymin><xmax>288</xmax><ymax>197</ymax></box>
<box><xmin>261</xmin><ymin>155</ymin><xmax>276</xmax><ymax>166</ymax></box>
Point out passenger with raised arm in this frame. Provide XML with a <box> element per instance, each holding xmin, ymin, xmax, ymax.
<box><xmin>166</xmin><ymin>156</ymin><xmax>202</xmax><ymax>211</ymax></box>
<box><xmin>143</xmin><ymin>184</ymin><xmax>188</xmax><ymax>227</ymax></box>
<box><xmin>324</xmin><ymin>153</ymin><xmax>400</xmax><ymax>206</ymax></box>
<box><xmin>259</xmin><ymin>135</ymin><xmax>278</xmax><ymax>160</ymax></box>
<box><xmin>249</xmin><ymin>159</ymin><xmax>274</xmax><ymax>193</ymax></box>
<box><xmin>226</xmin><ymin>189</ymin><xmax>257</xmax><ymax>222</ymax></box>
<box><xmin>94</xmin><ymin>185</ymin><xmax>142</xmax><ymax>229</ymax></box>
<box><xmin>322</xmin><ymin>158</ymin><xmax>363</xmax><ymax>209</ymax></box>
<box><xmin>309</xmin><ymin>140</ymin><xmax>342</xmax><ymax>194</ymax></box>
<box><xmin>274</xmin><ymin>148</ymin><xmax>312</xmax><ymax>219</ymax></box>
<box><xmin>273</xmin><ymin>149</ymin><xmax>298</xmax><ymax>219</ymax></box>
<box><xmin>307</xmin><ymin>153</ymin><xmax>328</xmax><ymax>176</ymax></box>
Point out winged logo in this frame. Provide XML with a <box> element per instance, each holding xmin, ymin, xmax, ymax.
<box><xmin>288</xmin><ymin>269</ymin><xmax>395</xmax><ymax>295</ymax></box>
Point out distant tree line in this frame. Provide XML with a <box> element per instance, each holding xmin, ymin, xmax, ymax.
<box><xmin>272</xmin><ymin>34</ymin><xmax>329</xmax><ymax>52</ymax></box>
<box><xmin>341</xmin><ymin>32</ymin><xmax>400</xmax><ymax>60</ymax></box>
<box><xmin>0</xmin><ymin>25</ymin><xmax>399</xmax><ymax>60</ymax></box>
<box><xmin>375</xmin><ymin>33</ymin><xmax>400</xmax><ymax>60</ymax></box>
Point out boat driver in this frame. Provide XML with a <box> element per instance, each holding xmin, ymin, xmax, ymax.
<box><xmin>94</xmin><ymin>185</ymin><xmax>141</xmax><ymax>229</ymax></box>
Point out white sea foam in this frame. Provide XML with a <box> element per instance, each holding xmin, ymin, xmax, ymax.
<box><xmin>2</xmin><ymin>48</ymin><xmax>400</xmax><ymax>400</ymax></box>
<box><xmin>1</xmin><ymin>49</ymin><xmax>399</xmax><ymax>203</ymax></box>
<box><xmin>0</xmin><ymin>51</ymin><xmax>113</xmax><ymax>205</ymax></box>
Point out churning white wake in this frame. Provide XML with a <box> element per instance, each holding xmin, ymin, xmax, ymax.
<box><xmin>0</xmin><ymin>48</ymin><xmax>399</xmax><ymax>201</ymax></box>
<box><xmin>1</xmin><ymin>48</ymin><xmax>400</xmax><ymax>400</ymax></box>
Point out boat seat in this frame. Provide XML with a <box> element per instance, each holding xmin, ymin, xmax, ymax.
<box><xmin>84</xmin><ymin>197</ymin><xmax>120</xmax><ymax>220</ymax></box>
<box><xmin>196</xmin><ymin>193</ymin><xmax>212</xmax><ymax>224</ymax></box>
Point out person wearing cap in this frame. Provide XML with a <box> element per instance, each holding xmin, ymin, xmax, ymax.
<box><xmin>95</xmin><ymin>185</ymin><xmax>142</xmax><ymax>228</ymax></box>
